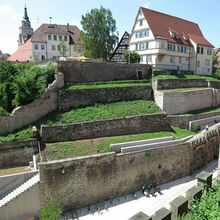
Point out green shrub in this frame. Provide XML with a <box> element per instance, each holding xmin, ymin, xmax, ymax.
<box><xmin>38</xmin><ymin>198</ymin><xmax>62</xmax><ymax>220</ymax></box>
<box><xmin>0</xmin><ymin>107</ymin><xmax>10</xmax><ymax>116</ymax></box>
<box><xmin>0</xmin><ymin>62</ymin><xmax>57</xmax><ymax>113</ymax></box>
<box><xmin>123</xmin><ymin>50</ymin><xmax>141</xmax><ymax>63</ymax></box>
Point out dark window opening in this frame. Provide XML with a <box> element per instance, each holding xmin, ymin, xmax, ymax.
<box><xmin>137</xmin><ymin>70</ymin><xmax>143</xmax><ymax>80</ymax></box>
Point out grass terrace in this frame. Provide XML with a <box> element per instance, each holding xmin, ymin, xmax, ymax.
<box><xmin>163</xmin><ymin>87</ymin><xmax>210</xmax><ymax>92</ymax></box>
<box><xmin>153</xmin><ymin>74</ymin><xmax>220</xmax><ymax>82</ymax></box>
<box><xmin>0</xmin><ymin>126</ymin><xmax>34</xmax><ymax>143</ymax></box>
<box><xmin>0</xmin><ymin>166</ymin><xmax>31</xmax><ymax>176</ymax></box>
<box><xmin>40</xmin><ymin>100</ymin><xmax>161</xmax><ymax>126</ymax></box>
<box><xmin>183</xmin><ymin>106</ymin><xmax>220</xmax><ymax>115</ymax></box>
<box><xmin>64</xmin><ymin>80</ymin><xmax>150</xmax><ymax>90</ymax></box>
<box><xmin>45</xmin><ymin>126</ymin><xmax>198</xmax><ymax>160</ymax></box>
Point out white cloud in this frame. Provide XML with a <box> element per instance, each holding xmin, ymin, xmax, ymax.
<box><xmin>0</xmin><ymin>4</ymin><xmax>40</xmax><ymax>54</ymax></box>
<box><xmin>0</xmin><ymin>4</ymin><xmax>22</xmax><ymax>20</ymax></box>
<box><xmin>143</xmin><ymin>1</ymin><xmax>150</xmax><ymax>8</ymax></box>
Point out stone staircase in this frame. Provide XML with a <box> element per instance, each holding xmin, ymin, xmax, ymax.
<box><xmin>0</xmin><ymin>173</ymin><xmax>39</xmax><ymax>208</ymax></box>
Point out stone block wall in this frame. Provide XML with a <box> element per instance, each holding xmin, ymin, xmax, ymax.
<box><xmin>58</xmin><ymin>86</ymin><xmax>152</xmax><ymax>110</ymax></box>
<box><xmin>155</xmin><ymin>88</ymin><xmax>214</xmax><ymax>114</ymax></box>
<box><xmin>0</xmin><ymin>73</ymin><xmax>64</xmax><ymax>135</ymax></box>
<box><xmin>58</xmin><ymin>61</ymin><xmax>152</xmax><ymax>83</ymax></box>
<box><xmin>152</xmin><ymin>79</ymin><xmax>207</xmax><ymax>90</ymax></box>
<box><xmin>39</xmin><ymin>124</ymin><xmax>219</xmax><ymax>211</ymax></box>
<box><xmin>40</xmin><ymin>114</ymin><xmax>171</xmax><ymax>143</ymax></box>
<box><xmin>0</xmin><ymin>139</ymin><xmax>38</xmax><ymax>168</ymax></box>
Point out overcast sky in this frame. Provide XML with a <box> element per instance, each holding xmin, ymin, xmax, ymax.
<box><xmin>0</xmin><ymin>0</ymin><xmax>219</xmax><ymax>54</ymax></box>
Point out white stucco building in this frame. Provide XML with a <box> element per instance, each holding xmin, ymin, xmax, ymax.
<box><xmin>129</xmin><ymin>7</ymin><xmax>214</xmax><ymax>75</ymax></box>
<box><xmin>9</xmin><ymin>6</ymin><xmax>83</xmax><ymax>62</ymax></box>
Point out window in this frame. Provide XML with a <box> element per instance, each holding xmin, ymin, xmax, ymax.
<box><xmin>197</xmin><ymin>47</ymin><xmax>200</xmax><ymax>54</ymax></box>
<box><xmin>178</xmin><ymin>46</ymin><xmax>181</xmax><ymax>52</ymax></box>
<box><xmin>41</xmin><ymin>55</ymin><xmax>45</xmax><ymax>61</ymax></box>
<box><xmin>146</xmin><ymin>55</ymin><xmax>152</xmax><ymax>63</ymax></box>
<box><xmin>34</xmin><ymin>54</ymin><xmax>39</xmax><ymax>60</ymax></box>
<box><xmin>139</xmin><ymin>43</ymin><xmax>145</xmax><ymax>51</ymax></box>
<box><xmin>143</xmin><ymin>29</ymin><xmax>149</xmax><ymax>37</ymax></box>
<box><xmin>139</xmin><ymin>20</ymin><xmax>143</xmax><ymax>26</ymax></box>
<box><xmin>48</xmin><ymin>35</ymin><xmax>51</xmax><ymax>40</ymax></box>
<box><xmin>161</xmin><ymin>41</ymin><xmax>165</xmax><ymax>49</ymax></box>
<box><xmin>183</xmin><ymin>47</ymin><xmax>186</xmax><ymax>53</ymax></box>
<box><xmin>52</xmin><ymin>45</ymin><xmax>56</xmax><ymax>51</ymax></box>
<box><xmin>59</xmin><ymin>35</ymin><xmax>62</xmax><ymax>41</ymax></box>
<box><xmin>52</xmin><ymin>56</ymin><xmax>57</xmax><ymax>61</ymax></box>
<box><xmin>155</xmin><ymin>41</ymin><xmax>159</xmax><ymax>49</ymax></box>
<box><xmin>179</xmin><ymin>57</ymin><xmax>182</xmax><ymax>64</ymax></box>
<box><xmin>41</xmin><ymin>44</ymin><xmax>45</xmax><ymax>50</ymax></box>
<box><xmin>207</xmin><ymin>48</ymin><xmax>212</xmax><ymax>55</ymax></box>
<box><xmin>205</xmin><ymin>59</ymin><xmax>210</xmax><ymax>66</ymax></box>
<box><xmin>158</xmin><ymin>56</ymin><xmax>163</xmax><ymax>63</ymax></box>
<box><xmin>168</xmin><ymin>44</ymin><xmax>175</xmax><ymax>51</ymax></box>
<box><xmin>64</xmin><ymin>36</ymin><xmax>68</xmax><ymax>41</ymax></box>
<box><xmin>140</xmin><ymin>56</ymin><xmax>144</xmax><ymax>62</ymax></box>
<box><xmin>197</xmin><ymin>61</ymin><xmax>200</xmax><ymax>67</ymax></box>
<box><xmin>53</xmin><ymin>35</ymin><xmax>57</xmax><ymax>41</ymax></box>
<box><xmin>34</xmin><ymin>44</ymin><xmax>38</xmax><ymax>50</ymax></box>
<box><xmin>135</xmin><ymin>44</ymin><xmax>138</xmax><ymax>51</ymax></box>
<box><xmin>139</xmin><ymin>9</ymin><xmax>142</xmax><ymax>16</ymax></box>
<box><xmin>146</xmin><ymin>42</ymin><xmax>149</xmax><ymax>49</ymax></box>
<box><xmin>170</xmin><ymin>56</ymin><xmax>175</xmax><ymax>64</ymax></box>
<box><xmin>201</xmin><ymin>47</ymin><xmax>204</xmax><ymax>54</ymax></box>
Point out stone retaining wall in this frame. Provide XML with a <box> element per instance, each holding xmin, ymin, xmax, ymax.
<box><xmin>40</xmin><ymin>114</ymin><xmax>171</xmax><ymax>143</ymax></box>
<box><xmin>152</xmin><ymin>79</ymin><xmax>207</xmax><ymax>90</ymax></box>
<box><xmin>0</xmin><ymin>73</ymin><xmax>64</xmax><ymax>135</ymax></box>
<box><xmin>0</xmin><ymin>139</ymin><xmax>38</xmax><ymax>168</ymax></box>
<box><xmin>39</xmin><ymin>124</ymin><xmax>219</xmax><ymax>211</ymax></box>
<box><xmin>58</xmin><ymin>86</ymin><xmax>152</xmax><ymax>110</ymax></box>
<box><xmin>58</xmin><ymin>61</ymin><xmax>152</xmax><ymax>83</ymax></box>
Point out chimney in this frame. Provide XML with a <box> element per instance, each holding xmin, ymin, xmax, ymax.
<box><xmin>67</xmin><ymin>23</ymin><xmax>69</xmax><ymax>32</ymax></box>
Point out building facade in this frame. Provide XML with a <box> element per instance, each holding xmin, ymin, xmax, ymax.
<box><xmin>9</xmin><ymin>6</ymin><xmax>83</xmax><ymax>63</ymax></box>
<box><xmin>129</xmin><ymin>7</ymin><xmax>214</xmax><ymax>75</ymax></box>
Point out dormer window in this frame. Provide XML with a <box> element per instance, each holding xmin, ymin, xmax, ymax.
<box><xmin>169</xmin><ymin>31</ymin><xmax>175</xmax><ymax>39</ymax></box>
<box><xmin>183</xmin><ymin>35</ymin><xmax>188</xmax><ymax>41</ymax></box>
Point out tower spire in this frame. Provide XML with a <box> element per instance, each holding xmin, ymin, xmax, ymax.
<box><xmin>24</xmin><ymin>4</ymin><xmax>30</xmax><ymax>22</ymax></box>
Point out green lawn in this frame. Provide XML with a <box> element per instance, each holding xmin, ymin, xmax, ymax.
<box><xmin>45</xmin><ymin>126</ymin><xmax>198</xmax><ymax>160</ymax></box>
<box><xmin>153</xmin><ymin>74</ymin><xmax>220</xmax><ymax>82</ymax></box>
<box><xmin>0</xmin><ymin>166</ymin><xmax>31</xmax><ymax>176</ymax></box>
<box><xmin>0</xmin><ymin>126</ymin><xmax>34</xmax><ymax>143</ymax></box>
<box><xmin>40</xmin><ymin>100</ymin><xmax>162</xmax><ymax>126</ymax></box>
<box><xmin>183</xmin><ymin>106</ymin><xmax>220</xmax><ymax>115</ymax></box>
<box><xmin>64</xmin><ymin>80</ymin><xmax>150</xmax><ymax>90</ymax></box>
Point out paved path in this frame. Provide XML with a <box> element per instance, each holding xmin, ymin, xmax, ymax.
<box><xmin>75</xmin><ymin>160</ymin><xmax>218</xmax><ymax>220</ymax></box>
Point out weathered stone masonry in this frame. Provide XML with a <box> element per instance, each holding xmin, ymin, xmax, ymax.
<box><xmin>39</xmin><ymin>125</ymin><xmax>219</xmax><ymax>211</ymax></box>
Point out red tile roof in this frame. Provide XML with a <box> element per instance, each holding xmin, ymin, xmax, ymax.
<box><xmin>8</xmin><ymin>38</ymin><xmax>33</xmax><ymax>62</ymax></box>
<box><xmin>140</xmin><ymin>7</ymin><xmax>214</xmax><ymax>48</ymax></box>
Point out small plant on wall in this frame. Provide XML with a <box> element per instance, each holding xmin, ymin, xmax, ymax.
<box><xmin>145</xmin><ymin>150</ymin><xmax>152</xmax><ymax>156</ymax></box>
<box><xmin>38</xmin><ymin>198</ymin><xmax>62</xmax><ymax>220</ymax></box>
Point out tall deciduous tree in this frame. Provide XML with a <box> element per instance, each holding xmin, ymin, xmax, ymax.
<box><xmin>80</xmin><ymin>6</ymin><xmax>119</xmax><ymax>60</ymax></box>
<box><xmin>213</xmin><ymin>51</ymin><xmax>220</xmax><ymax>74</ymax></box>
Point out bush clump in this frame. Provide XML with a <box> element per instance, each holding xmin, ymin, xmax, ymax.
<box><xmin>0</xmin><ymin>61</ymin><xmax>57</xmax><ymax>114</ymax></box>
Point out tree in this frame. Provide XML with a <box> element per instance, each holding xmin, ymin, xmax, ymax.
<box><xmin>57</xmin><ymin>41</ymin><xmax>69</xmax><ymax>57</ymax></box>
<box><xmin>80</xmin><ymin>6</ymin><xmax>119</xmax><ymax>60</ymax></box>
<box><xmin>123</xmin><ymin>50</ymin><xmax>141</xmax><ymax>63</ymax></box>
<box><xmin>213</xmin><ymin>51</ymin><xmax>220</xmax><ymax>74</ymax></box>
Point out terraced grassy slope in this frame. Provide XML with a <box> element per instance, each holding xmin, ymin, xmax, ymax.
<box><xmin>64</xmin><ymin>80</ymin><xmax>150</xmax><ymax>90</ymax></box>
<box><xmin>41</xmin><ymin>100</ymin><xmax>161</xmax><ymax>126</ymax></box>
<box><xmin>45</xmin><ymin>126</ymin><xmax>198</xmax><ymax>160</ymax></box>
<box><xmin>153</xmin><ymin>74</ymin><xmax>220</xmax><ymax>81</ymax></box>
<box><xmin>0</xmin><ymin>126</ymin><xmax>33</xmax><ymax>143</ymax></box>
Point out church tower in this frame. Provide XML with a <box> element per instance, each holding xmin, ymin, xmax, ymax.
<box><xmin>18</xmin><ymin>5</ymin><xmax>33</xmax><ymax>47</ymax></box>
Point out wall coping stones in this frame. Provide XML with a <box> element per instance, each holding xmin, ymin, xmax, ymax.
<box><xmin>151</xmin><ymin>207</ymin><xmax>171</xmax><ymax>220</ymax></box>
<box><xmin>186</xmin><ymin>185</ymin><xmax>203</xmax><ymax>202</ymax></box>
<box><xmin>129</xmin><ymin>211</ymin><xmax>152</xmax><ymax>220</ymax></box>
<box><xmin>196</xmin><ymin>171</ymin><xmax>213</xmax><ymax>188</ymax></box>
<box><xmin>170</xmin><ymin>196</ymin><xmax>188</xmax><ymax>219</ymax></box>
<box><xmin>111</xmin><ymin>136</ymin><xmax>174</xmax><ymax>153</ymax></box>
<box><xmin>121</xmin><ymin>136</ymin><xmax>193</xmax><ymax>154</ymax></box>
